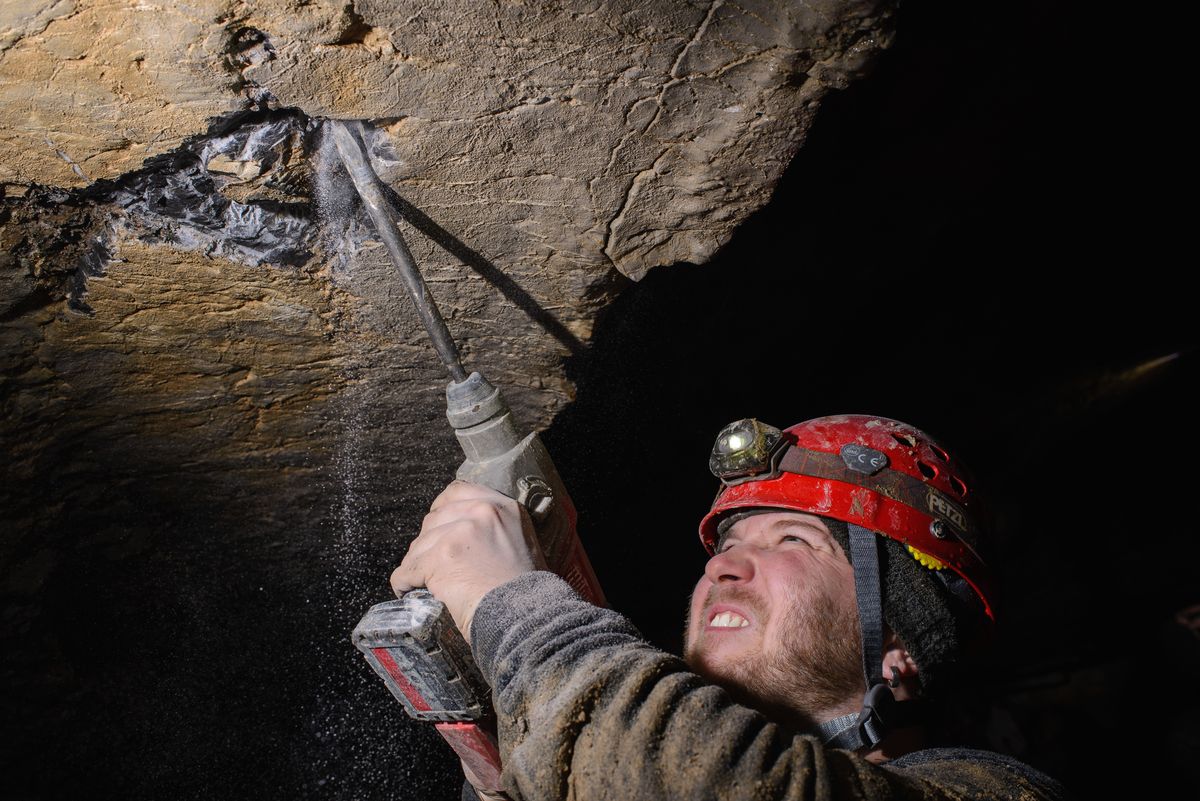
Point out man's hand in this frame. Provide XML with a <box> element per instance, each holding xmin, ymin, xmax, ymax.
<box><xmin>390</xmin><ymin>480</ymin><xmax>546</xmax><ymax>644</ymax></box>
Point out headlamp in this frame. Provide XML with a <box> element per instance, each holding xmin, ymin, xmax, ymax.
<box><xmin>708</xmin><ymin>419</ymin><xmax>788</xmax><ymax>484</ymax></box>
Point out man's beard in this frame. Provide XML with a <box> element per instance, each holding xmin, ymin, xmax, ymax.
<box><xmin>683</xmin><ymin>582</ymin><xmax>865</xmax><ymax>731</ymax></box>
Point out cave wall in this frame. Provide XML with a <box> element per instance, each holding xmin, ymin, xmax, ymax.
<box><xmin>2</xmin><ymin>0</ymin><xmax>898</xmax><ymax>472</ymax></box>
<box><xmin>1</xmin><ymin>3</ymin><xmax>900</xmax><ymax>800</ymax></box>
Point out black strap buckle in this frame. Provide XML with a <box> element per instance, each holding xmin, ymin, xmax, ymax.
<box><xmin>856</xmin><ymin>681</ymin><xmax>895</xmax><ymax>747</ymax></box>
<box><xmin>856</xmin><ymin>682</ymin><xmax>925</xmax><ymax>748</ymax></box>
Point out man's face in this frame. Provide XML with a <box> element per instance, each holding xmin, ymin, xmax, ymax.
<box><xmin>683</xmin><ymin>511</ymin><xmax>865</xmax><ymax>727</ymax></box>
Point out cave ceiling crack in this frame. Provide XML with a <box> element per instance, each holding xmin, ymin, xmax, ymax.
<box><xmin>505</xmin><ymin>34</ymin><xmax>623</xmax><ymax>82</ymax></box>
<box><xmin>639</xmin><ymin>0</ymin><xmax>725</xmax><ymax>137</ymax></box>
<box><xmin>601</xmin><ymin>146</ymin><xmax>672</xmax><ymax>265</ymax></box>
<box><xmin>669</xmin><ymin>0</ymin><xmax>726</xmax><ymax>79</ymax></box>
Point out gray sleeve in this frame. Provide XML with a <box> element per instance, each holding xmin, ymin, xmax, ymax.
<box><xmin>468</xmin><ymin>572</ymin><xmax>902</xmax><ymax>800</ymax></box>
<box><xmin>469</xmin><ymin>571</ymin><xmax>1062</xmax><ymax>801</ymax></box>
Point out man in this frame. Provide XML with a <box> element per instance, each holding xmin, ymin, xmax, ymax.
<box><xmin>392</xmin><ymin>415</ymin><xmax>1066</xmax><ymax>800</ymax></box>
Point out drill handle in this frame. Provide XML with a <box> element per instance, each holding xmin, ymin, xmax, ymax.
<box><xmin>455</xmin><ymin>427</ymin><xmax>605</xmax><ymax>607</ymax></box>
<box><xmin>448</xmin><ymin>373</ymin><xmax>606</xmax><ymax>606</ymax></box>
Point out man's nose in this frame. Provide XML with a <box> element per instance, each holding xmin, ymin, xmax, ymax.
<box><xmin>704</xmin><ymin>544</ymin><xmax>757</xmax><ymax>584</ymax></box>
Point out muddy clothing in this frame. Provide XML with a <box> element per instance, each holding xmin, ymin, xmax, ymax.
<box><xmin>467</xmin><ymin>571</ymin><xmax>1065</xmax><ymax>801</ymax></box>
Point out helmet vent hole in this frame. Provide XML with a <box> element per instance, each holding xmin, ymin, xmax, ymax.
<box><xmin>917</xmin><ymin>460</ymin><xmax>938</xmax><ymax>479</ymax></box>
<box><xmin>930</xmin><ymin>444</ymin><xmax>949</xmax><ymax>462</ymax></box>
<box><xmin>892</xmin><ymin>433</ymin><xmax>916</xmax><ymax>448</ymax></box>
<box><xmin>949</xmin><ymin>475</ymin><xmax>968</xmax><ymax>497</ymax></box>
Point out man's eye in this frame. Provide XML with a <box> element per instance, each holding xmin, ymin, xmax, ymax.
<box><xmin>781</xmin><ymin>535</ymin><xmax>808</xmax><ymax>545</ymax></box>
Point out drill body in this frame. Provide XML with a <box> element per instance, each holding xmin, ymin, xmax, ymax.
<box><xmin>352</xmin><ymin>372</ymin><xmax>605</xmax><ymax>793</ymax></box>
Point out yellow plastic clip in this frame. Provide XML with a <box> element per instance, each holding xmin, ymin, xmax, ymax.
<box><xmin>907</xmin><ymin>544</ymin><xmax>946</xmax><ymax>571</ymax></box>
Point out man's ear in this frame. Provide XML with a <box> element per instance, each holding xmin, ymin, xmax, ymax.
<box><xmin>882</xmin><ymin>630</ymin><xmax>920</xmax><ymax>700</ymax></box>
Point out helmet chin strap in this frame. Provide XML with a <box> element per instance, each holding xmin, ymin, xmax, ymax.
<box><xmin>812</xmin><ymin>523</ymin><xmax>924</xmax><ymax>751</ymax></box>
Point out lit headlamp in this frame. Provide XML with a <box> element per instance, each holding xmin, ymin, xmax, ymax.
<box><xmin>709</xmin><ymin>419</ymin><xmax>789</xmax><ymax>484</ymax></box>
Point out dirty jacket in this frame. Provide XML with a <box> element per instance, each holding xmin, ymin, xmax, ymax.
<box><xmin>467</xmin><ymin>571</ymin><xmax>1066</xmax><ymax>801</ymax></box>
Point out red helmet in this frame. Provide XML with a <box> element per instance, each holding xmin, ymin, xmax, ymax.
<box><xmin>699</xmin><ymin>414</ymin><xmax>995</xmax><ymax>622</ymax></box>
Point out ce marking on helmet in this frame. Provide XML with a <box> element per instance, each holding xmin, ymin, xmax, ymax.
<box><xmin>927</xmin><ymin>492</ymin><xmax>966</xmax><ymax>532</ymax></box>
<box><xmin>840</xmin><ymin>444</ymin><xmax>889</xmax><ymax>476</ymax></box>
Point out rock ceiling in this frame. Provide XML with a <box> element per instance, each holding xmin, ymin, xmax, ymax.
<box><xmin>2</xmin><ymin>0</ymin><xmax>895</xmax><ymax>530</ymax></box>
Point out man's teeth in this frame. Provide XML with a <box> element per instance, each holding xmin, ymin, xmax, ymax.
<box><xmin>710</xmin><ymin>611</ymin><xmax>750</xmax><ymax>628</ymax></box>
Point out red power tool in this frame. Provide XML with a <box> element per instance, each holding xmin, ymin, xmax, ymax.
<box><xmin>329</xmin><ymin>121</ymin><xmax>606</xmax><ymax>793</ymax></box>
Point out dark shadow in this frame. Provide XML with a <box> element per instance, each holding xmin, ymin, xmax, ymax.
<box><xmin>0</xmin><ymin>285</ymin><xmax>56</xmax><ymax>324</ymax></box>
<box><xmin>543</xmin><ymin>2</ymin><xmax>1195</xmax><ymax>799</ymax></box>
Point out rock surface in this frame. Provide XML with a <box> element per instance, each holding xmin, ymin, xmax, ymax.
<box><xmin>3</xmin><ymin>0</ymin><xmax>893</xmax><ymax>278</ymax></box>
<box><xmin>0</xmin><ymin>2</ymin><xmax>896</xmax><ymax>799</ymax></box>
